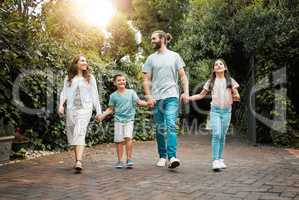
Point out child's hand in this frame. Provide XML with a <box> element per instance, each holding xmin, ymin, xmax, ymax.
<box><xmin>233</xmin><ymin>94</ymin><xmax>240</xmax><ymax>102</ymax></box>
<box><xmin>232</xmin><ymin>89</ymin><xmax>240</xmax><ymax>102</ymax></box>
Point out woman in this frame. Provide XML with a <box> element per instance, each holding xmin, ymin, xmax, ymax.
<box><xmin>58</xmin><ymin>54</ymin><xmax>101</xmax><ymax>172</ymax></box>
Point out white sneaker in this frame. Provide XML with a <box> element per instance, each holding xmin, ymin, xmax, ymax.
<box><xmin>212</xmin><ymin>160</ymin><xmax>221</xmax><ymax>171</ymax></box>
<box><xmin>168</xmin><ymin>157</ymin><xmax>180</xmax><ymax>169</ymax></box>
<box><xmin>219</xmin><ymin>159</ymin><xmax>227</xmax><ymax>169</ymax></box>
<box><xmin>156</xmin><ymin>158</ymin><xmax>167</xmax><ymax>167</ymax></box>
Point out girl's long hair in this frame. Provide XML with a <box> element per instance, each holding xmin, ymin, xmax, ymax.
<box><xmin>208</xmin><ymin>58</ymin><xmax>232</xmax><ymax>92</ymax></box>
<box><xmin>67</xmin><ymin>54</ymin><xmax>91</xmax><ymax>86</ymax></box>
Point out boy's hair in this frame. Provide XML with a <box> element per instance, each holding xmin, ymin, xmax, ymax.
<box><xmin>113</xmin><ymin>73</ymin><xmax>125</xmax><ymax>82</ymax></box>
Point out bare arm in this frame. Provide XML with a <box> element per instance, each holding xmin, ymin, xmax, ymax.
<box><xmin>178</xmin><ymin>68</ymin><xmax>189</xmax><ymax>103</ymax></box>
<box><xmin>58</xmin><ymin>77</ymin><xmax>68</xmax><ymax>114</ymax></box>
<box><xmin>143</xmin><ymin>73</ymin><xmax>152</xmax><ymax>99</ymax></box>
<box><xmin>143</xmin><ymin>72</ymin><xmax>155</xmax><ymax>107</ymax></box>
<box><xmin>189</xmin><ymin>89</ymin><xmax>208</xmax><ymax>101</ymax></box>
<box><xmin>102</xmin><ymin>107</ymin><xmax>114</xmax><ymax>118</ymax></box>
<box><xmin>96</xmin><ymin>107</ymin><xmax>113</xmax><ymax>122</ymax></box>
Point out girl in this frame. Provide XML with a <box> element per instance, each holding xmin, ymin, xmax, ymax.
<box><xmin>58</xmin><ymin>54</ymin><xmax>102</xmax><ymax>172</ymax></box>
<box><xmin>188</xmin><ymin>58</ymin><xmax>240</xmax><ymax>171</ymax></box>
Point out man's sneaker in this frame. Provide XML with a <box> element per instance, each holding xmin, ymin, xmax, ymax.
<box><xmin>115</xmin><ymin>161</ymin><xmax>124</xmax><ymax>169</ymax></box>
<box><xmin>168</xmin><ymin>157</ymin><xmax>180</xmax><ymax>169</ymax></box>
<box><xmin>156</xmin><ymin>158</ymin><xmax>167</xmax><ymax>167</ymax></box>
<box><xmin>126</xmin><ymin>160</ymin><xmax>134</xmax><ymax>169</ymax></box>
<box><xmin>212</xmin><ymin>160</ymin><xmax>221</xmax><ymax>171</ymax></box>
<box><xmin>219</xmin><ymin>159</ymin><xmax>227</xmax><ymax>169</ymax></box>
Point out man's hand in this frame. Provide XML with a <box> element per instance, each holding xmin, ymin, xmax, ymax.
<box><xmin>147</xmin><ymin>98</ymin><xmax>156</xmax><ymax>108</ymax></box>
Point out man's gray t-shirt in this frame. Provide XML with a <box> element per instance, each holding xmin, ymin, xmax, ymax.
<box><xmin>142</xmin><ymin>49</ymin><xmax>185</xmax><ymax>100</ymax></box>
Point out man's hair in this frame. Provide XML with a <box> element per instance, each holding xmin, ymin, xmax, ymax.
<box><xmin>152</xmin><ymin>30</ymin><xmax>173</xmax><ymax>44</ymax></box>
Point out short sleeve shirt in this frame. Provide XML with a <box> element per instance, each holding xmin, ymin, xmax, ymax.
<box><xmin>203</xmin><ymin>78</ymin><xmax>239</xmax><ymax>108</ymax></box>
<box><xmin>142</xmin><ymin>49</ymin><xmax>185</xmax><ymax>100</ymax></box>
<box><xmin>108</xmin><ymin>89</ymin><xmax>139</xmax><ymax>123</ymax></box>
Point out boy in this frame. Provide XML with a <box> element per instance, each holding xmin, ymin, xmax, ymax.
<box><xmin>97</xmin><ymin>74</ymin><xmax>148</xmax><ymax>169</ymax></box>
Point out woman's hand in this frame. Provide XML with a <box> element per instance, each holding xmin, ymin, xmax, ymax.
<box><xmin>58</xmin><ymin>105</ymin><xmax>64</xmax><ymax>115</ymax></box>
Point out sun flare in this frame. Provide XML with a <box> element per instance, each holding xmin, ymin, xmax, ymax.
<box><xmin>74</xmin><ymin>0</ymin><xmax>116</xmax><ymax>29</ymax></box>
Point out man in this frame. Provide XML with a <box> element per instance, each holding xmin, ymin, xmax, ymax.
<box><xmin>142</xmin><ymin>30</ymin><xmax>189</xmax><ymax>169</ymax></box>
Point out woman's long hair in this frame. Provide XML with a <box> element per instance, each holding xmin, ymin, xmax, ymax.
<box><xmin>208</xmin><ymin>58</ymin><xmax>232</xmax><ymax>92</ymax></box>
<box><xmin>67</xmin><ymin>54</ymin><xmax>91</xmax><ymax>86</ymax></box>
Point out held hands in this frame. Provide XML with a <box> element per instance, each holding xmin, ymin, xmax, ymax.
<box><xmin>95</xmin><ymin>114</ymin><xmax>105</xmax><ymax>122</ymax></box>
<box><xmin>146</xmin><ymin>96</ymin><xmax>156</xmax><ymax>108</ymax></box>
<box><xmin>180</xmin><ymin>93</ymin><xmax>189</xmax><ymax>104</ymax></box>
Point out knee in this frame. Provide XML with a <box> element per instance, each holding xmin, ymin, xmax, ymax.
<box><xmin>212</xmin><ymin>131</ymin><xmax>221</xmax><ymax>141</ymax></box>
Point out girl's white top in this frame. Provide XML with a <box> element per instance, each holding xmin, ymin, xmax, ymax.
<box><xmin>203</xmin><ymin>78</ymin><xmax>239</xmax><ymax>108</ymax></box>
<box><xmin>59</xmin><ymin>75</ymin><xmax>102</xmax><ymax>115</ymax></box>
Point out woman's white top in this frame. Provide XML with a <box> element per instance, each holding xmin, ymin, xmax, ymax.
<box><xmin>59</xmin><ymin>75</ymin><xmax>102</xmax><ymax>115</ymax></box>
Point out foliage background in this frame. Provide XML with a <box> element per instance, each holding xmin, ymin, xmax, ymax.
<box><xmin>0</xmin><ymin>0</ymin><xmax>298</xmax><ymax>151</ymax></box>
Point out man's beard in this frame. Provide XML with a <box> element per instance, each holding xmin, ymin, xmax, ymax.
<box><xmin>152</xmin><ymin>41</ymin><xmax>162</xmax><ymax>50</ymax></box>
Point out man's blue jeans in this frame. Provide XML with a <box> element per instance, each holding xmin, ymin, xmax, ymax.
<box><xmin>210</xmin><ymin>106</ymin><xmax>232</xmax><ymax>161</ymax></box>
<box><xmin>153</xmin><ymin>97</ymin><xmax>179</xmax><ymax>159</ymax></box>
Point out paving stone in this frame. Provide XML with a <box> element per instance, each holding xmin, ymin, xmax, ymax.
<box><xmin>0</xmin><ymin>135</ymin><xmax>298</xmax><ymax>200</ymax></box>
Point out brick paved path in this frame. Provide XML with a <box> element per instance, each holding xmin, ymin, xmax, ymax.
<box><xmin>0</xmin><ymin>135</ymin><xmax>299</xmax><ymax>200</ymax></box>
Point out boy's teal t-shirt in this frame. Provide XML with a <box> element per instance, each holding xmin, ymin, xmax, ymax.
<box><xmin>108</xmin><ymin>89</ymin><xmax>139</xmax><ymax>123</ymax></box>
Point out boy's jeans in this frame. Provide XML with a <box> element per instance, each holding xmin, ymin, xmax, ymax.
<box><xmin>153</xmin><ymin>97</ymin><xmax>179</xmax><ymax>159</ymax></box>
<box><xmin>210</xmin><ymin>106</ymin><xmax>232</xmax><ymax>161</ymax></box>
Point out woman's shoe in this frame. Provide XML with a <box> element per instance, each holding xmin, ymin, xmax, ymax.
<box><xmin>74</xmin><ymin>160</ymin><xmax>83</xmax><ymax>171</ymax></box>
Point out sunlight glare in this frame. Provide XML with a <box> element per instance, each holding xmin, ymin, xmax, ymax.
<box><xmin>74</xmin><ymin>0</ymin><xmax>116</xmax><ymax>29</ymax></box>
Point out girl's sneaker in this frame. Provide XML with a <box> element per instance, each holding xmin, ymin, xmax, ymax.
<box><xmin>212</xmin><ymin>160</ymin><xmax>221</xmax><ymax>171</ymax></box>
<box><xmin>219</xmin><ymin>159</ymin><xmax>227</xmax><ymax>169</ymax></box>
<box><xmin>126</xmin><ymin>160</ymin><xmax>134</xmax><ymax>169</ymax></box>
<box><xmin>115</xmin><ymin>161</ymin><xmax>124</xmax><ymax>169</ymax></box>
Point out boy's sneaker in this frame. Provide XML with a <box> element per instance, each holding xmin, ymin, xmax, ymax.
<box><xmin>212</xmin><ymin>160</ymin><xmax>221</xmax><ymax>171</ymax></box>
<box><xmin>168</xmin><ymin>157</ymin><xmax>180</xmax><ymax>169</ymax></box>
<box><xmin>126</xmin><ymin>160</ymin><xmax>134</xmax><ymax>169</ymax></box>
<box><xmin>115</xmin><ymin>161</ymin><xmax>124</xmax><ymax>169</ymax></box>
<box><xmin>219</xmin><ymin>159</ymin><xmax>227</xmax><ymax>169</ymax></box>
<box><xmin>156</xmin><ymin>158</ymin><xmax>167</xmax><ymax>167</ymax></box>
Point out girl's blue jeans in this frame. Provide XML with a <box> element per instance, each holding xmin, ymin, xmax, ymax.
<box><xmin>153</xmin><ymin>97</ymin><xmax>179</xmax><ymax>160</ymax></box>
<box><xmin>210</xmin><ymin>106</ymin><xmax>232</xmax><ymax>161</ymax></box>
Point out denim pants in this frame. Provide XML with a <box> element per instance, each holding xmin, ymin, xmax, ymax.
<box><xmin>153</xmin><ymin>97</ymin><xmax>179</xmax><ymax>159</ymax></box>
<box><xmin>210</xmin><ymin>106</ymin><xmax>232</xmax><ymax>161</ymax></box>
